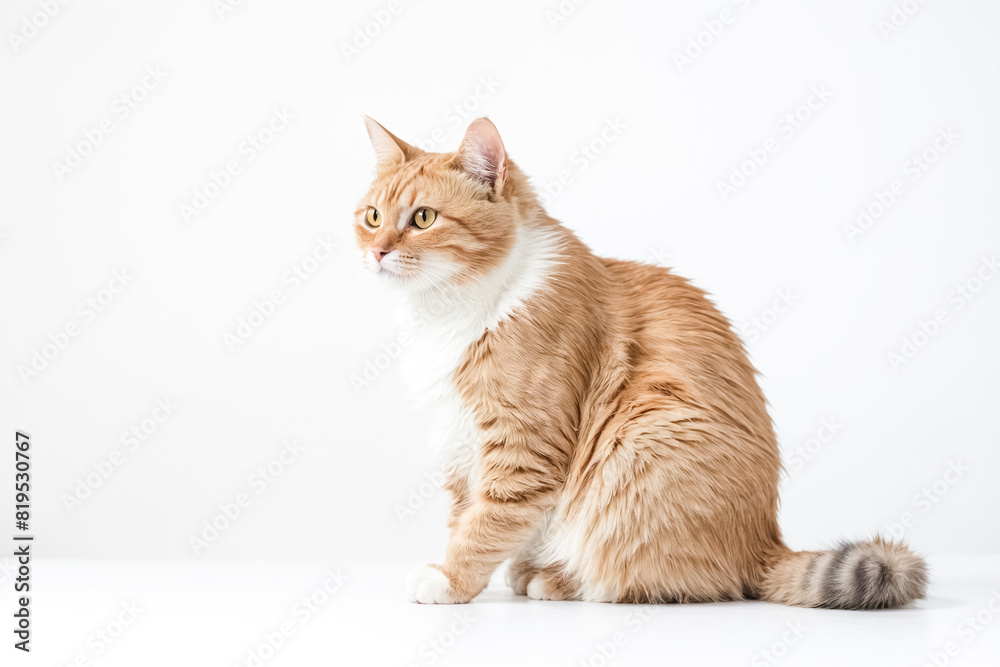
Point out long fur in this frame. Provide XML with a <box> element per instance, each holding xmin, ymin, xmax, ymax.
<box><xmin>354</xmin><ymin>118</ymin><xmax>928</xmax><ymax>609</ymax></box>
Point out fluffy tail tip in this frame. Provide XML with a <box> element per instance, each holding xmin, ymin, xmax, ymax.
<box><xmin>762</xmin><ymin>537</ymin><xmax>928</xmax><ymax>610</ymax></box>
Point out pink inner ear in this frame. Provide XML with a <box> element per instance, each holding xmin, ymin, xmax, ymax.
<box><xmin>459</xmin><ymin>119</ymin><xmax>507</xmax><ymax>189</ymax></box>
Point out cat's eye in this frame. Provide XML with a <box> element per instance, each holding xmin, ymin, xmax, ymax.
<box><xmin>365</xmin><ymin>207</ymin><xmax>381</xmax><ymax>228</ymax></box>
<box><xmin>412</xmin><ymin>208</ymin><xmax>437</xmax><ymax>229</ymax></box>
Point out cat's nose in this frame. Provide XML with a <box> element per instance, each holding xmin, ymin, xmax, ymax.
<box><xmin>371</xmin><ymin>244</ymin><xmax>392</xmax><ymax>262</ymax></box>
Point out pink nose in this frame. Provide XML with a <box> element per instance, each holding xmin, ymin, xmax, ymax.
<box><xmin>372</xmin><ymin>245</ymin><xmax>392</xmax><ymax>262</ymax></box>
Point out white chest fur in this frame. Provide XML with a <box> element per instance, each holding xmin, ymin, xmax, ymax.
<box><xmin>397</xmin><ymin>223</ymin><xmax>562</xmax><ymax>481</ymax></box>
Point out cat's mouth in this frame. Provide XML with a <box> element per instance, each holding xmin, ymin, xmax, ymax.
<box><xmin>364</xmin><ymin>252</ymin><xmax>403</xmax><ymax>280</ymax></box>
<box><xmin>371</xmin><ymin>260</ymin><xmax>408</xmax><ymax>284</ymax></box>
<box><xmin>376</xmin><ymin>255</ymin><xmax>421</xmax><ymax>284</ymax></box>
<box><xmin>377</xmin><ymin>265</ymin><xmax>401</xmax><ymax>278</ymax></box>
<box><xmin>367</xmin><ymin>252</ymin><xmax>451</xmax><ymax>291</ymax></box>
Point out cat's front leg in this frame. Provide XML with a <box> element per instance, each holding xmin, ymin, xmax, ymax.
<box><xmin>405</xmin><ymin>445</ymin><xmax>560</xmax><ymax>604</ymax></box>
<box><xmin>444</xmin><ymin>472</ymin><xmax>471</xmax><ymax>537</ymax></box>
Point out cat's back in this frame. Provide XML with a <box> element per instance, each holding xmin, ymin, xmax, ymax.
<box><xmin>597</xmin><ymin>256</ymin><xmax>769</xmax><ymax>425</ymax></box>
<box><xmin>598</xmin><ymin>256</ymin><xmax>736</xmax><ymax>346</ymax></box>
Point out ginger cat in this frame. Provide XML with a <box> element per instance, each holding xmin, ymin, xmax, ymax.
<box><xmin>354</xmin><ymin>116</ymin><xmax>927</xmax><ymax>609</ymax></box>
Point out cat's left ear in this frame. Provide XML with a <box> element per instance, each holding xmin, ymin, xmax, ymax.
<box><xmin>455</xmin><ymin>118</ymin><xmax>508</xmax><ymax>194</ymax></box>
<box><xmin>363</xmin><ymin>115</ymin><xmax>417</xmax><ymax>167</ymax></box>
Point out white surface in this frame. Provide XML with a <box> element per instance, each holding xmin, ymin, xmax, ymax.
<box><xmin>18</xmin><ymin>556</ymin><xmax>1000</xmax><ymax>666</ymax></box>
<box><xmin>1</xmin><ymin>1</ymin><xmax>999</xmax><ymax>562</ymax></box>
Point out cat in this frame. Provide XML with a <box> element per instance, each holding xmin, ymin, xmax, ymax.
<box><xmin>354</xmin><ymin>115</ymin><xmax>928</xmax><ymax>609</ymax></box>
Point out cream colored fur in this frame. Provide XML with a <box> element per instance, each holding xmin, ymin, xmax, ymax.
<box><xmin>354</xmin><ymin>116</ymin><xmax>928</xmax><ymax>609</ymax></box>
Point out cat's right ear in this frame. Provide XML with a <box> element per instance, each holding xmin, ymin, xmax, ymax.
<box><xmin>363</xmin><ymin>116</ymin><xmax>416</xmax><ymax>167</ymax></box>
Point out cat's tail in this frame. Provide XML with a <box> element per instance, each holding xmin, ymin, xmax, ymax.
<box><xmin>758</xmin><ymin>537</ymin><xmax>928</xmax><ymax>609</ymax></box>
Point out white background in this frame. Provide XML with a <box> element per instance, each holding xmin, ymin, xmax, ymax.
<box><xmin>2</xmin><ymin>0</ymin><xmax>999</xmax><ymax>571</ymax></box>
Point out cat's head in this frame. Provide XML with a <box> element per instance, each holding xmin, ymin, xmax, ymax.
<box><xmin>354</xmin><ymin>117</ymin><xmax>522</xmax><ymax>292</ymax></box>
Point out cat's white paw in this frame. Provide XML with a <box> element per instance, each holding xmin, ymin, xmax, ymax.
<box><xmin>405</xmin><ymin>565</ymin><xmax>457</xmax><ymax>604</ymax></box>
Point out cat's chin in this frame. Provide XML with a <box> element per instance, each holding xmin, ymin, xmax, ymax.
<box><xmin>365</xmin><ymin>257</ymin><xmax>460</xmax><ymax>295</ymax></box>
<box><xmin>373</xmin><ymin>270</ymin><xmax>410</xmax><ymax>291</ymax></box>
<box><xmin>372</xmin><ymin>264</ymin><xmax>445</xmax><ymax>294</ymax></box>
<box><xmin>363</xmin><ymin>258</ymin><xmax>405</xmax><ymax>285</ymax></box>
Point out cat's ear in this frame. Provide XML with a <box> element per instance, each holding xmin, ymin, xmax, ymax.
<box><xmin>363</xmin><ymin>116</ymin><xmax>416</xmax><ymax>167</ymax></box>
<box><xmin>455</xmin><ymin>118</ymin><xmax>508</xmax><ymax>194</ymax></box>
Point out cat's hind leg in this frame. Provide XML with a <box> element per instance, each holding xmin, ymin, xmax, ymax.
<box><xmin>558</xmin><ymin>389</ymin><xmax>782</xmax><ymax>603</ymax></box>
<box><xmin>525</xmin><ymin>566</ymin><xmax>580</xmax><ymax>601</ymax></box>
<box><xmin>507</xmin><ymin>542</ymin><xmax>579</xmax><ymax>600</ymax></box>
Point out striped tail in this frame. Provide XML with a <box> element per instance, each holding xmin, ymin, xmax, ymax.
<box><xmin>759</xmin><ymin>537</ymin><xmax>928</xmax><ymax>610</ymax></box>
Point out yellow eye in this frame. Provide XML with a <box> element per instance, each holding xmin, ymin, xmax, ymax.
<box><xmin>413</xmin><ymin>208</ymin><xmax>437</xmax><ymax>229</ymax></box>
<box><xmin>365</xmin><ymin>207</ymin><xmax>381</xmax><ymax>228</ymax></box>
